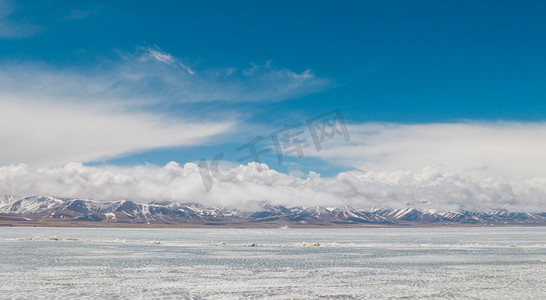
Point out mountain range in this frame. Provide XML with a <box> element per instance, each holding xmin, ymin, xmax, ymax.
<box><xmin>1</xmin><ymin>195</ymin><xmax>546</xmax><ymax>227</ymax></box>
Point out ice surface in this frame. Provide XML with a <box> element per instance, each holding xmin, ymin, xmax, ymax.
<box><xmin>0</xmin><ymin>227</ymin><xmax>545</xmax><ymax>299</ymax></box>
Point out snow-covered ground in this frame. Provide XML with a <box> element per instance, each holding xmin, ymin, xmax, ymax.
<box><xmin>0</xmin><ymin>227</ymin><xmax>545</xmax><ymax>299</ymax></box>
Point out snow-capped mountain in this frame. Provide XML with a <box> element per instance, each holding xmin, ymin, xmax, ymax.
<box><xmin>1</xmin><ymin>195</ymin><xmax>546</xmax><ymax>226</ymax></box>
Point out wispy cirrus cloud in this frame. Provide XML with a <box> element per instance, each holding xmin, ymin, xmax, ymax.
<box><xmin>113</xmin><ymin>46</ymin><xmax>329</xmax><ymax>103</ymax></box>
<box><xmin>0</xmin><ymin>46</ymin><xmax>328</xmax><ymax>105</ymax></box>
<box><xmin>0</xmin><ymin>46</ymin><xmax>328</xmax><ymax>167</ymax></box>
<box><xmin>140</xmin><ymin>46</ymin><xmax>196</xmax><ymax>75</ymax></box>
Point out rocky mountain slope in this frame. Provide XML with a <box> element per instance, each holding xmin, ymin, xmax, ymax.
<box><xmin>1</xmin><ymin>195</ymin><xmax>546</xmax><ymax>226</ymax></box>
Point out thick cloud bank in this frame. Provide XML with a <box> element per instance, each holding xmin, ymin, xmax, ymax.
<box><xmin>312</xmin><ymin>122</ymin><xmax>546</xmax><ymax>181</ymax></box>
<box><xmin>1</xmin><ymin>162</ymin><xmax>545</xmax><ymax>212</ymax></box>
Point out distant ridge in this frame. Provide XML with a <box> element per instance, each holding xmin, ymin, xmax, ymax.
<box><xmin>1</xmin><ymin>195</ymin><xmax>546</xmax><ymax>227</ymax></box>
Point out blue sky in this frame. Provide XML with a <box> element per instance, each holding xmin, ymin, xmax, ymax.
<box><xmin>4</xmin><ymin>1</ymin><xmax>546</xmax><ymax>120</ymax></box>
<box><xmin>2</xmin><ymin>0</ymin><xmax>546</xmax><ymax>209</ymax></box>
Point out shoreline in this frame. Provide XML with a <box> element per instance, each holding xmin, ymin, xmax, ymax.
<box><xmin>2</xmin><ymin>220</ymin><xmax>546</xmax><ymax>229</ymax></box>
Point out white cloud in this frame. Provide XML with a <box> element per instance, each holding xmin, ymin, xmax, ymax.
<box><xmin>0</xmin><ymin>97</ymin><xmax>233</xmax><ymax>167</ymax></box>
<box><xmin>140</xmin><ymin>46</ymin><xmax>196</xmax><ymax>75</ymax></box>
<box><xmin>0</xmin><ymin>47</ymin><xmax>328</xmax><ymax>105</ymax></box>
<box><xmin>3</xmin><ymin>106</ymin><xmax>545</xmax><ymax>211</ymax></box>
<box><xmin>116</xmin><ymin>49</ymin><xmax>328</xmax><ymax>103</ymax></box>
<box><xmin>0</xmin><ymin>46</ymin><xmax>327</xmax><ymax>167</ymax></box>
<box><xmin>1</xmin><ymin>162</ymin><xmax>545</xmax><ymax>212</ymax></box>
<box><xmin>0</xmin><ymin>48</ymin><xmax>238</xmax><ymax>168</ymax></box>
<box><xmin>309</xmin><ymin>122</ymin><xmax>546</xmax><ymax>181</ymax></box>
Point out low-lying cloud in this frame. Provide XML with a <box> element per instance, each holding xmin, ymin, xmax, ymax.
<box><xmin>1</xmin><ymin>161</ymin><xmax>545</xmax><ymax>212</ymax></box>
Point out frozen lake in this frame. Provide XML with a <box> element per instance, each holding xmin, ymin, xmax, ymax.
<box><xmin>0</xmin><ymin>227</ymin><xmax>545</xmax><ymax>299</ymax></box>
